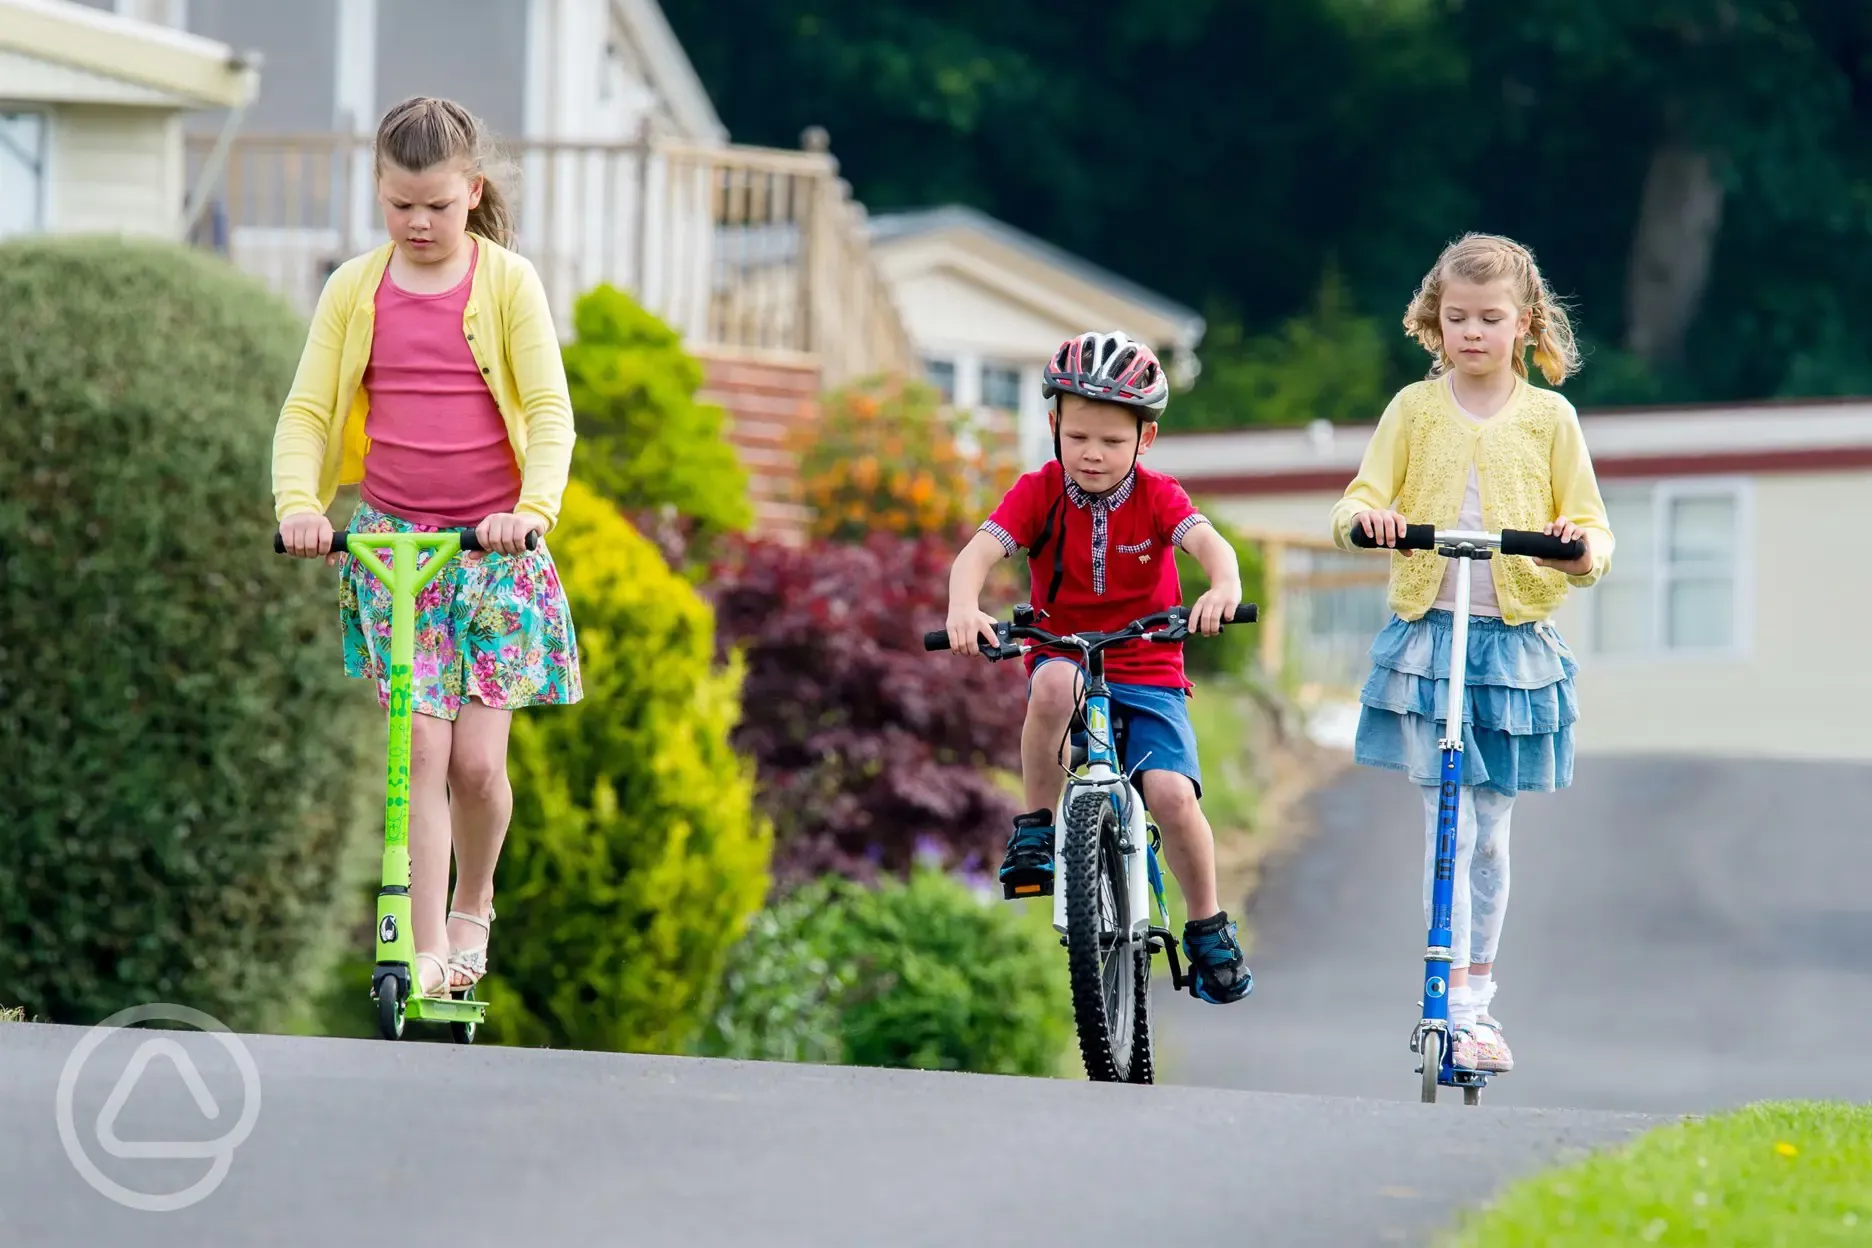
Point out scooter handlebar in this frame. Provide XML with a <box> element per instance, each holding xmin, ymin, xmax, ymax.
<box><xmin>1349</xmin><ymin>523</ymin><xmax>1586</xmax><ymax>562</ymax></box>
<box><xmin>272</xmin><ymin>528</ymin><xmax>538</xmax><ymax>555</ymax></box>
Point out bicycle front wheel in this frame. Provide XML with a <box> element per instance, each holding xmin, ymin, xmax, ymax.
<box><xmin>1063</xmin><ymin>788</ymin><xmax>1139</xmax><ymax>1082</ymax></box>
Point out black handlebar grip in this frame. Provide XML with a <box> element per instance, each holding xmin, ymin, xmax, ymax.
<box><xmin>273</xmin><ymin>530</ymin><xmax>352</xmax><ymax>555</ymax></box>
<box><xmin>923</xmin><ymin>630</ymin><xmax>952</xmax><ymax>652</ymax></box>
<box><xmin>1231</xmin><ymin>603</ymin><xmax>1258</xmax><ymax>623</ymax></box>
<box><xmin>458</xmin><ymin>529</ymin><xmax>541</xmax><ymax>552</ymax></box>
<box><xmin>1348</xmin><ymin>522</ymin><xmax>1437</xmax><ymax>551</ymax></box>
<box><xmin>1500</xmin><ymin>529</ymin><xmax>1586</xmax><ymax>562</ymax></box>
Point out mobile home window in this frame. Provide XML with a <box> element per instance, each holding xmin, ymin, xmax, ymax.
<box><xmin>923</xmin><ymin>357</ymin><xmax>956</xmax><ymax>402</ymax></box>
<box><xmin>981</xmin><ymin>362</ymin><xmax>1023</xmax><ymax>412</ymax></box>
<box><xmin>1593</xmin><ymin>480</ymin><xmax>1749</xmax><ymax>656</ymax></box>
<box><xmin>0</xmin><ymin>111</ymin><xmax>48</xmax><ymax>238</ymax></box>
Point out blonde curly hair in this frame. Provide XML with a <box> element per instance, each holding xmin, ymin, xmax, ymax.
<box><xmin>1404</xmin><ymin>232</ymin><xmax>1580</xmax><ymax>385</ymax></box>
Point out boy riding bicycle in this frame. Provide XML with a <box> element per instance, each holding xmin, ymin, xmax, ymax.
<box><xmin>943</xmin><ymin>331</ymin><xmax>1254</xmax><ymax>1005</ymax></box>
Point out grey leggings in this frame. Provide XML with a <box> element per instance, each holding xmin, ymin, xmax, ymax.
<box><xmin>1419</xmin><ymin>784</ymin><xmax>1515</xmax><ymax>968</ymax></box>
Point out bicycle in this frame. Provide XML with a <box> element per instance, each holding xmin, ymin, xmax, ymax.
<box><xmin>1349</xmin><ymin>521</ymin><xmax>1584</xmax><ymax>1104</ymax></box>
<box><xmin>923</xmin><ymin>601</ymin><xmax>1258</xmax><ymax>1083</ymax></box>
<box><xmin>274</xmin><ymin>523</ymin><xmax>537</xmax><ymax>1043</ymax></box>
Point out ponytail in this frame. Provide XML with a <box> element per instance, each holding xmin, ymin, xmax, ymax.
<box><xmin>1524</xmin><ymin>281</ymin><xmax>1579</xmax><ymax>385</ymax></box>
<box><xmin>466</xmin><ymin>176</ymin><xmax>515</xmax><ymax>250</ymax></box>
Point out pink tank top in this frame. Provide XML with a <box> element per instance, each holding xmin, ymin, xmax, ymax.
<box><xmin>360</xmin><ymin>242</ymin><xmax>521</xmax><ymax>527</ymax></box>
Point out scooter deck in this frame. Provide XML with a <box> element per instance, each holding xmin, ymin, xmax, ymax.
<box><xmin>405</xmin><ymin>995</ymin><xmax>489</xmax><ymax>1024</ymax></box>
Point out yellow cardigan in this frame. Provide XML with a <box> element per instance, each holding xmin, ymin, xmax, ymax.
<box><xmin>271</xmin><ymin>234</ymin><xmax>576</xmax><ymax>530</ymax></box>
<box><xmin>1328</xmin><ymin>377</ymin><xmax>1615</xmax><ymax>625</ymax></box>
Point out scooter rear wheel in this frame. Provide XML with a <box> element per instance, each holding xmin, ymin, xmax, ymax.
<box><xmin>451</xmin><ymin>987</ymin><xmax>478</xmax><ymax>1045</ymax></box>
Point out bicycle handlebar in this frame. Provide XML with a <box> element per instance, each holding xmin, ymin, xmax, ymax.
<box><xmin>922</xmin><ymin>602</ymin><xmax>1257</xmax><ymax>655</ymax></box>
<box><xmin>272</xmin><ymin>527</ymin><xmax>539</xmax><ymax>555</ymax></box>
<box><xmin>1349</xmin><ymin>523</ymin><xmax>1585</xmax><ymax>563</ymax></box>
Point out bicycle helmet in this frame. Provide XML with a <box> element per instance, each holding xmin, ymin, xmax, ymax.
<box><xmin>1042</xmin><ymin>330</ymin><xmax>1171</xmax><ymax>416</ymax></box>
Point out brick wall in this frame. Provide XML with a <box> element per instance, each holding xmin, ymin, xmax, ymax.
<box><xmin>698</xmin><ymin>352</ymin><xmax>822</xmax><ymax>544</ymax></box>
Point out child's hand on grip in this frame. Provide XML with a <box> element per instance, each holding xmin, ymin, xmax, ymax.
<box><xmin>1355</xmin><ymin>509</ymin><xmax>1415</xmax><ymax>556</ymax></box>
<box><xmin>477</xmin><ymin>512</ymin><xmax>546</xmax><ymax>555</ymax></box>
<box><xmin>280</xmin><ymin>512</ymin><xmax>340</xmax><ymax>566</ymax></box>
<box><xmin>1535</xmin><ymin>519</ymin><xmax>1593</xmax><ymax>576</ymax></box>
<box><xmin>946</xmin><ymin>604</ymin><xmax>1000</xmax><ymax>657</ymax></box>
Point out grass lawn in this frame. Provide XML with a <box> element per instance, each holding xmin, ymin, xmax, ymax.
<box><xmin>1442</xmin><ymin>1101</ymin><xmax>1872</xmax><ymax>1246</ymax></box>
<box><xmin>0</xmin><ymin>1006</ymin><xmax>22</xmax><ymax>1023</ymax></box>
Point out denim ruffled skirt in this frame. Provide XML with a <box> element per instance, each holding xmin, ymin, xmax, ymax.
<box><xmin>1353</xmin><ymin>609</ymin><xmax>1578</xmax><ymax>795</ymax></box>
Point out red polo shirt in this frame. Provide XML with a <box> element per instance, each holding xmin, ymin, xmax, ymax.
<box><xmin>983</xmin><ymin>461</ymin><xmax>1211</xmax><ymax>690</ymax></box>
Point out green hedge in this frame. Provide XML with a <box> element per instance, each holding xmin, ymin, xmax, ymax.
<box><xmin>472</xmin><ymin>479</ymin><xmax>772</xmax><ymax>1052</ymax></box>
<box><xmin>1175</xmin><ymin>511</ymin><xmax>1269</xmax><ymax>677</ymax></box>
<box><xmin>0</xmin><ymin>236</ymin><xmax>379</xmax><ymax>1028</ymax></box>
<box><xmin>699</xmin><ymin>866</ymin><xmax>1072</xmax><ymax>1076</ymax></box>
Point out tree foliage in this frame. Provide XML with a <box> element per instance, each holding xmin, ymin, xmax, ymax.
<box><xmin>662</xmin><ymin>0</ymin><xmax>1872</xmax><ymax>416</ymax></box>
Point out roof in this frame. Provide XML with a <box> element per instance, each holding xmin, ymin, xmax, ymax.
<box><xmin>0</xmin><ymin>0</ymin><xmax>259</xmax><ymax>110</ymax></box>
<box><xmin>612</xmin><ymin>0</ymin><xmax>727</xmax><ymax>145</ymax></box>
<box><xmin>868</xmin><ymin>204</ymin><xmax>1206</xmax><ymax>348</ymax></box>
<box><xmin>1147</xmin><ymin>395</ymin><xmax>1872</xmax><ymax>495</ymax></box>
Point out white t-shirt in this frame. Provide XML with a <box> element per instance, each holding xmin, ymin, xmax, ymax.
<box><xmin>1432</xmin><ymin>377</ymin><xmax>1502</xmax><ymax>617</ymax></box>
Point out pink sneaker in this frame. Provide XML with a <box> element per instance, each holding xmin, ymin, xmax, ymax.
<box><xmin>1470</xmin><ymin>1014</ymin><xmax>1514</xmax><ymax>1072</ymax></box>
<box><xmin>1449</xmin><ymin>1026</ymin><xmax>1481</xmax><ymax>1071</ymax></box>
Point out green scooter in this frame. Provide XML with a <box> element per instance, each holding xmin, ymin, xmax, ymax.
<box><xmin>273</xmin><ymin>524</ymin><xmax>534</xmax><ymax>1042</ymax></box>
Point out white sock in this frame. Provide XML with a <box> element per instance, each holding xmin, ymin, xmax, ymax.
<box><xmin>1448</xmin><ymin>984</ymin><xmax>1477</xmax><ymax>1031</ymax></box>
<box><xmin>1469</xmin><ymin>973</ymin><xmax>1495</xmax><ymax>1019</ymax></box>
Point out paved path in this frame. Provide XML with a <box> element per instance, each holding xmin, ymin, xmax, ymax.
<box><xmin>0</xmin><ymin>1022</ymin><xmax>1651</xmax><ymax>1247</ymax></box>
<box><xmin>1155</xmin><ymin>755</ymin><xmax>1872</xmax><ymax>1114</ymax></box>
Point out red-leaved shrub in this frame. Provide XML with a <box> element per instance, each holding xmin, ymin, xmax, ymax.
<box><xmin>706</xmin><ymin>531</ymin><xmax>1029</xmax><ymax>888</ymax></box>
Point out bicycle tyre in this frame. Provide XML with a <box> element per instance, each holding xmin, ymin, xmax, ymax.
<box><xmin>1125</xmin><ymin>941</ymin><xmax>1154</xmax><ymax>1085</ymax></box>
<box><xmin>1064</xmin><ymin>788</ymin><xmax>1138</xmax><ymax>1082</ymax></box>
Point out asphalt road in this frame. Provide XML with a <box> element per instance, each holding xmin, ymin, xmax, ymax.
<box><xmin>1155</xmin><ymin>755</ymin><xmax>1872</xmax><ymax>1114</ymax></box>
<box><xmin>22</xmin><ymin>752</ymin><xmax>1845</xmax><ymax>1246</ymax></box>
<box><xmin>0</xmin><ymin>1020</ymin><xmax>1652</xmax><ymax>1248</ymax></box>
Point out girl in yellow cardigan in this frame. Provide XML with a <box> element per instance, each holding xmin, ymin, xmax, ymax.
<box><xmin>274</xmin><ymin>97</ymin><xmax>580</xmax><ymax>1002</ymax></box>
<box><xmin>1328</xmin><ymin>233</ymin><xmax>1614</xmax><ymax>1076</ymax></box>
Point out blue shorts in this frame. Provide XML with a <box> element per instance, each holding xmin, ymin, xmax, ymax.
<box><xmin>1030</xmin><ymin>656</ymin><xmax>1203</xmax><ymax>800</ymax></box>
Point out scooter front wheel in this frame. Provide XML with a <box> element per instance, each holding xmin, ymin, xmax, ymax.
<box><xmin>1420</xmin><ymin>1031</ymin><xmax>1442</xmax><ymax>1104</ymax></box>
<box><xmin>376</xmin><ymin>978</ymin><xmax>407</xmax><ymax>1041</ymax></box>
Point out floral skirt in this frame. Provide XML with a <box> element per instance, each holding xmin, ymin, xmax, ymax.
<box><xmin>338</xmin><ymin>502</ymin><xmax>583</xmax><ymax>721</ymax></box>
<box><xmin>1353</xmin><ymin>609</ymin><xmax>1577</xmax><ymax>795</ymax></box>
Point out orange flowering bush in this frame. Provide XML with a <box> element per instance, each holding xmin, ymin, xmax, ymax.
<box><xmin>797</xmin><ymin>374</ymin><xmax>1019</xmax><ymax>544</ymax></box>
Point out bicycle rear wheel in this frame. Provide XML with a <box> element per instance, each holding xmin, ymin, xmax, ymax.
<box><xmin>1063</xmin><ymin>788</ymin><xmax>1139</xmax><ymax>1082</ymax></box>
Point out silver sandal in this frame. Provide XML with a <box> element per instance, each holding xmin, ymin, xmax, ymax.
<box><xmin>414</xmin><ymin>950</ymin><xmax>453</xmax><ymax>999</ymax></box>
<box><xmin>446</xmin><ymin>907</ymin><xmax>495</xmax><ymax>990</ymax></box>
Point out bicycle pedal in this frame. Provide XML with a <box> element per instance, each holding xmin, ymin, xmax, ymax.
<box><xmin>1001</xmin><ymin>878</ymin><xmax>1053</xmax><ymax>900</ymax></box>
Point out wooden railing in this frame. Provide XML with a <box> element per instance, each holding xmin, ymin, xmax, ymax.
<box><xmin>182</xmin><ymin>126</ymin><xmax>914</xmax><ymax>388</ymax></box>
<box><xmin>1235</xmin><ymin>527</ymin><xmax>1392</xmax><ymax>701</ymax></box>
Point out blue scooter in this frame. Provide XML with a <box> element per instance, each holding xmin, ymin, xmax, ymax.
<box><xmin>1351</xmin><ymin>521</ymin><xmax>1585</xmax><ymax>1105</ymax></box>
